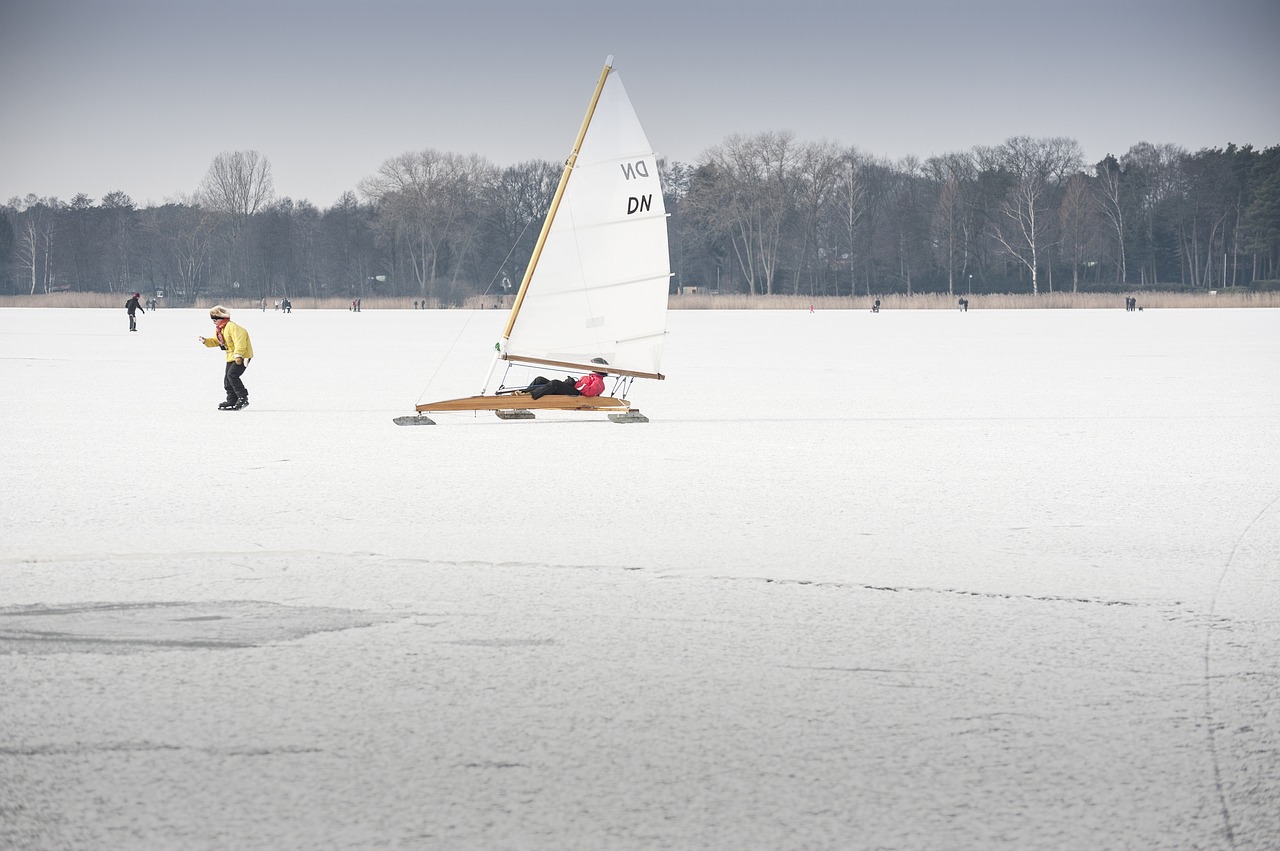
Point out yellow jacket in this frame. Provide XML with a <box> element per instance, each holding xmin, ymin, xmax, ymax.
<box><xmin>202</xmin><ymin>320</ymin><xmax>254</xmax><ymax>362</ymax></box>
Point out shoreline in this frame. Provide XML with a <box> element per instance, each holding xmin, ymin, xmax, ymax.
<box><xmin>2</xmin><ymin>290</ymin><xmax>1277</xmax><ymax>310</ymax></box>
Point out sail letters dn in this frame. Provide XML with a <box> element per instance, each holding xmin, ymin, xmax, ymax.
<box><xmin>622</xmin><ymin>160</ymin><xmax>652</xmax><ymax>216</ymax></box>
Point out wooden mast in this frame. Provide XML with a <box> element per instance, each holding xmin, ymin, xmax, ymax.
<box><xmin>500</xmin><ymin>56</ymin><xmax>614</xmax><ymax>343</ymax></box>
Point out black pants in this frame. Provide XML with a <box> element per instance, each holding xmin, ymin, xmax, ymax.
<box><xmin>528</xmin><ymin>376</ymin><xmax>579</xmax><ymax>400</ymax></box>
<box><xmin>128</xmin><ymin>312</ymin><xmax>137</xmax><ymax>331</ymax></box>
<box><xmin>223</xmin><ymin>360</ymin><xmax>249</xmax><ymax>403</ymax></box>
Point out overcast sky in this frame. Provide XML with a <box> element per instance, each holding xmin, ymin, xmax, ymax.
<box><xmin>2</xmin><ymin>0</ymin><xmax>1277</xmax><ymax>208</ymax></box>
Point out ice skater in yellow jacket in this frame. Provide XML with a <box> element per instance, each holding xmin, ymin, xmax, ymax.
<box><xmin>198</xmin><ymin>304</ymin><xmax>254</xmax><ymax>410</ymax></box>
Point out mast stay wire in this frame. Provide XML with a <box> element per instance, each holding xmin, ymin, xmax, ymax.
<box><xmin>412</xmin><ymin>216</ymin><xmax>538</xmax><ymax>405</ymax></box>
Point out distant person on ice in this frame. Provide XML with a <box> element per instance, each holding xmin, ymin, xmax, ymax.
<box><xmin>527</xmin><ymin>358</ymin><xmax>609</xmax><ymax>400</ymax></box>
<box><xmin>125</xmin><ymin>292</ymin><xmax>144</xmax><ymax>331</ymax></box>
<box><xmin>198</xmin><ymin>305</ymin><xmax>254</xmax><ymax>410</ymax></box>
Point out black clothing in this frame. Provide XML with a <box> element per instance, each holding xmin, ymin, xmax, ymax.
<box><xmin>528</xmin><ymin>376</ymin><xmax>580</xmax><ymax>400</ymax></box>
<box><xmin>126</xmin><ymin>295</ymin><xmax>144</xmax><ymax>331</ymax></box>
<box><xmin>224</xmin><ymin>360</ymin><xmax>249</xmax><ymax>405</ymax></box>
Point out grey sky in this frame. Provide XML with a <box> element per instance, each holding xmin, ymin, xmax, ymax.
<box><xmin>2</xmin><ymin>0</ymin><xmax>1277</xmax><ymax>207</ymax></box>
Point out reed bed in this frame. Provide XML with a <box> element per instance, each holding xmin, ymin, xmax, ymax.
<box><xmin>2</xmin><ymin>290</ymin><xmax>1276</xmax><ymax>310</ymax></box>
<box><xmin>0</xmin><ymin>294</ymin><xmax>452</xmax><ymax>311</ymax></box>
<box><xmin>0</xmin><ymin>292</ymin><xmax>135</xmax><ymax>309</ymax></box>
<box><xmin>669</xmin><ymin>290</ymin><xmax>1280</xmax><ymax>310</ymax></box>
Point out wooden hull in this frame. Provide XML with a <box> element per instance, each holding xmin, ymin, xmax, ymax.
<box><xmin>416</xmin><ymin>394</ymin><xmax>633</xmax><ymax>414</ymax></box>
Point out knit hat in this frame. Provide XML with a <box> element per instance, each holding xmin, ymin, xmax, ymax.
<box><xmin>590</xmin><ymin>357</ymin><xmax>609</xmax><ymax>376</ymax></box>
<box><xmin>209</xmin><ymin>305</ymin><xmax>230</xmax><ymax>319</ymax></box>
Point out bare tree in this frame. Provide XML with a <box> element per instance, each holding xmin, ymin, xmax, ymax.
<box><xmin>981</xmin><ymin>137</ymin><xmax>1083</xmax><ymax>294</ymax></box>
<box><xmin>196</xmin><ymin>151</ymin><xmax>274</xmax><ymax>296</ymax></box>
<box><xmin>833</xmin><ymin>149</ymin><xmax>874</xmax><ymax>296</ymax></box>
<box><xmin>482</xmin><ymin>159</ymin><xmax>560</xmax><ymax>291</ymax></box>
<box><xmin>361</xmin><ymin>149</ymin><xmax>496</xmax><ymax>302</ymax></box>
<box><xmin>1058</xmin><ymin>173</ymin><xmax>1100</xmax><ymax>292</ymax></box>
<box><xmin>1093</xmin><ymin>155</ymin><xmax>1127</xmax><ymax>284</ymax></box>
<box><xmin>696</xmin><ymin>131</ymin><xmax>800</xmax><ymax>295</ymax></box>
<box><xmin>199</xmin><ymin>150</ymin><xmax>275</xmax><ymax>221</ymax></box>
<box><xmin>883</xmin><ymin>156</ymin><xmax>931</xmax><ymax>296</ymax></box>
<box><xmin>932</xmin><ymin>177</ymin><xmax>964</xmax><ymax>296</ymax></box>
<box><xmin>141</xmin><ymin>195</ymin><xmax>217</xmax><ymax>301</ymax></box>
<box><xmin>788</xmin><ymin>141</ymin><xmax>843</xmax><ymax>295</ymax></box>
<box><xmin>926</xmin><ymin>153</ymin><xmax>977</xmax><ymax>296</ymax></box>
<box><xmin>9</xmin><ymin>195</ymin><xmax>62</xmax><ymax>294</ymax></box>
<box><xmin>990</xmin><ymin>173</ymin><xmax>1052</xmax><ymax>293</ymax></box>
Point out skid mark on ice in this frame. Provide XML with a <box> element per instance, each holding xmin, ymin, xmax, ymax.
<box><xmin>788</xmin><ymin>666</ymin><xmax>914</xmax><ymax>673</ymax></box>
<box><xmin>447</xmin><ymin>638</ymin><xmax>556</xmax><ymax>648</ymax></box>
<box><xmin>383</xmin><ymin>557</ymin><xmax>1146</xmax><ymax>607</ymax></box>
<box><xmin>783</xmin><ymin>666</ymin><xmax>934</xmax><ymax>687</ymax></box>
<box><xmin>247</xmin><ymin>458</ymin><xmax>292</xmax><ymax>470</ymax></box>
<box><xmin>748</xmin><ymin>576</ymin><xmax>1143</xmax><ymax>608</ymax></box>
<box><xmin>383</xmin><ymin>555</ymin><xmax>1155</xmax><ymax>607</ymax></box>
<box><xmin>1201</xmin><ymin>491</ymin><xmax>1280</xmax><ymax>850</ymax></box>
<box><xmin>3</xmin><ymin>551</ymin><xmax>1153</xmax><ymax>610</ymax></box>
<box><xmin>385</xmin><ymin>556</ymin><xmax>1155</xmax><ymax>610</ymax></box>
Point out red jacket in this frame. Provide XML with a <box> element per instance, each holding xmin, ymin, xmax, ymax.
<box><xmin>575</xmin><ymin>373</ymin><xmax>605</xmax><ymax>397</ymax></box>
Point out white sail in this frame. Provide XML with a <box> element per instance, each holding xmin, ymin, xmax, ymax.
<box><xmin>503</xmin><ymin>69</ymin><xmax>670</xmax><ymax>378</ymax></box>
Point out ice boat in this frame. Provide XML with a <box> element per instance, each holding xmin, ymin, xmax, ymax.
<box><xmin>395</xmin><ymin>56</ymin><xmax>670</xmax><ymax>426</ymax></box>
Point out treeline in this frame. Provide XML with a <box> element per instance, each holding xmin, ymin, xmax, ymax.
<box><xmin>2</xmin><ymin>137</ymin><xmax>1277</xmax><ymax>303</ymax></box>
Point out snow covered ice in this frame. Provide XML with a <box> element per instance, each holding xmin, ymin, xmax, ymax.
<box><xmin>1</xmin><ymin>306</ymin><xmax>1277</xmax><ymax>850</ymax></box>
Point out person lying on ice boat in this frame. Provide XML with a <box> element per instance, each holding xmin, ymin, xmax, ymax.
<box><xmin>527</xmin><ymin>358</ymin><xmax>609</xmax><ymax>400</ymax></box>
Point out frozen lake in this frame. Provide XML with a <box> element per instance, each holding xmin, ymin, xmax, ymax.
<box><xmin>1</xmin><ymin>306</ymin><xmax>1277</xmax><ymax>850</ymax></box>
